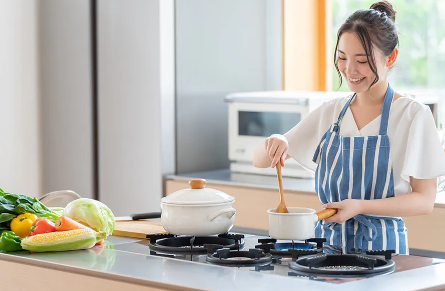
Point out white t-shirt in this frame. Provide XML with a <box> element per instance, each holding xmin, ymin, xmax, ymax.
<box><xmin>284</xmin><ymin>95</ymin><xmax>445</xmax><ymax>196</ymax></box>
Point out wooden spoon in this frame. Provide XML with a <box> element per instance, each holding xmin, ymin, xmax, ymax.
<box><xmin>275</xmin><ymin>163</ymin><xmax>289</xmax><ymax>213</ymax></box>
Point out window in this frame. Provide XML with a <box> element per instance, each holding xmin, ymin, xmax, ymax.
<box><xmin>331</xmin><ymin>0</ymin><xmax>445</xmax><ymax>91</ymax></box>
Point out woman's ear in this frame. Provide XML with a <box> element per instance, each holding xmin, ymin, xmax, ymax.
<box><xmin>386</xmin><ymin>48</ymin><xmax>398</xmax><ymax>67</ymax></box>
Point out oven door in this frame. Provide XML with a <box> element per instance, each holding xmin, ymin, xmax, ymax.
<box><xmin>228</xmin><ymin>102</ymin><xmax>308</xmax><ymax>164</ymax></box>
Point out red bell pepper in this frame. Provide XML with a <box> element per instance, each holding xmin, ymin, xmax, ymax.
<box><xmin>28</xmin><ymin>218</ymin><xmax>57</xmax><ymax>236</ymax></box>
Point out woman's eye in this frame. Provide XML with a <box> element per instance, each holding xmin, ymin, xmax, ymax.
<box><xmin>338</xmin><ymin>57</ymin><xmax>346</xmax><ymax>60</ymax></box>
<box><xmin>358</xmin><ymin>61</ymin><xmax>368</xmax><ymax>64</ymax></box>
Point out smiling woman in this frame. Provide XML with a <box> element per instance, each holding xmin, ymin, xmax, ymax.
<box><xmin>336</xmin><ymin>32</ymin><xmax>397</xmax><ymax>94</ymax></box>
<box><xmin>253</xmin><ymin>0</ymin><xmax>445</xmax><ymax>255</ymax></box>
<box><xmin>333</xmin><ymin>1</ymin><xmax>398</xmax><ymax>93</ymax></box>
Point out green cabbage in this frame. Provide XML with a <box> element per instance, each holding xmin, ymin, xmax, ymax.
<box><xmin>63</xmin><ymin>198</ymin><xmax>115</xmax><ymax>236</ymax></box>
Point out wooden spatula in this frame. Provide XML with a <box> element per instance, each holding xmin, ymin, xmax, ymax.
<box><xmin>275</xmin><ymin>163</ymin><xmax>289</xmax><ymax>213</ymax></box>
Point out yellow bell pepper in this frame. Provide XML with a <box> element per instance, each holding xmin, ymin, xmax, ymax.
<box><xmin>10</xmin><ymin>213</ymin><xmax>38</xmax><ymax>238</ymax></box>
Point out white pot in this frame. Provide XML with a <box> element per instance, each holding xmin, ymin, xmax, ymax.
<box><xmin>267</xmin><ymin>207</ymin><xmax>337</xmax><ymax>240</ymax></box>
<box><xmin>160</xmin><ymin>179</ymin><xmax>236</xmax><ymax>236</ymax></box>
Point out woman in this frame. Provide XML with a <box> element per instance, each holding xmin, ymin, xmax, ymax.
<box><xmin>253</xmin><ymin>1</ymin><xmax>445</xmax><ymax>254</ymax></box>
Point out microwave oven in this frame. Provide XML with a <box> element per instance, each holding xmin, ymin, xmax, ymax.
<box><xmin>225</xmin><ymin>90</ymin><xmax>440</xmax><ymax>178</ymax></box>
<box><xmin>225</xmin><ymin>91</ymin><xmax>351</xmax><ymax>178</ymax></box>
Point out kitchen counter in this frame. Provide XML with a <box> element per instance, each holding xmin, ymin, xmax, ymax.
<box><xmin>1</xmin><ymin>235</ymin><xmax>445</xmax><ymax>291</ymax></box>
<box><xmin>165</xmin><ymin>169</ymin><xmax>445</xmax><ymax>207</ymax></box>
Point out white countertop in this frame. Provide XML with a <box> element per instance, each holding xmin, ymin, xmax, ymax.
<box><xmin>1</xmin><ymin>235</ymin><xmax>445</xmax><ymax>291</ymax></box>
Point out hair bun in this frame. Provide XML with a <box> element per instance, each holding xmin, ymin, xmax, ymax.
<box><xmin>370</xmin><ymin>1</ymin><xmax>396</xmax><ymax>22</ymax></box>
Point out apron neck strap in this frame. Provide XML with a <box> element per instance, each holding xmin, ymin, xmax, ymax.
<box><xmin>332</xmin><ymin>83</ymin><xmax>394</xmax><ymax>135</ymax></box>
<box><xmin>332</xmin><ymin>94</ymin><xmax>355</xmax><ymax>132</ymax></box>
<box><xmin>378</xmin><ymin>84</ymin><xmax>394</xmax><ymax>136</ymax></box>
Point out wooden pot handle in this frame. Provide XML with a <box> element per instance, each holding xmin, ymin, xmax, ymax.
<box><xmin>189</xmin><ymin>179</ymin><xmax>206</xmax><ymax>189</ymax></box>
<box><xmin>315</xmin><ymin>208</ymin><xmax>337</xmax><ymax>220</ymax></box>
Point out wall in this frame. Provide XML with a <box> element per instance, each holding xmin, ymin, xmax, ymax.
<box><xmin>175</xmin><ymin>0</ymin><xmax>282</xmax><ymax>174</ymax></box>
<box><xmin>1</xmin><ymin>1</ymin><xmax>275</xmax><ymax>212</ymax></box>
<box><xmin>37</xmin><ymin>0</ymin><xmax>94</xmax><ymax>199</ymax></box>
<box><xmin>0</xmin><ymin>1</ymin><xmax>41</xmax><ymax>197</ymax></box>
<box><xmin>97</xmin><ymin>0</ymin><xmax>175</xmax><ymax>216</ymax></box>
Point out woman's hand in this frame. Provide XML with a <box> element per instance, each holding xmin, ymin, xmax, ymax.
<box><xmin>322</xmin><ymin>199</ymin><xmax>364</xmax><ymax>223</ymax></box>
<box><xmin>265</xmin><ymin>134</ymin><xmax>289</xmax><ymax>168</ymax></box>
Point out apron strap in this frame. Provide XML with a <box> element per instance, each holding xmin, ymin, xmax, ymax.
<box><xmin>351</xmin><ymin>213</ymin><xmax>400</xmax><ymax>240</ymax></box>
<box><xmin>333</xmin><ymin>83</ymin><xmax>394</xmax><ymax>135</ymax></box>
<box><xmin>378</xmin><ymin>84</ymin><xmax>394</xmax><ymax>136</ymax></box>
<box><xmin>332</xmin><ymin>94</ymin><xmax>355</xmax><ymax>132</ymax></box>
<box><xmin>352</xmin><ymin>214</ymin><xmax>378</xmax><ymax>242</ymax></box>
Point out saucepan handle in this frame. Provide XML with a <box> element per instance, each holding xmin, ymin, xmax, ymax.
<box><xmin>315</xmin><ymin>208</ymin><xmax>337</xmax><ymax>221</ymax></box>
<box><xmin>209</xmin><ymin>208</ymin><xmax>236</xmax><ymax>221</ymax></box>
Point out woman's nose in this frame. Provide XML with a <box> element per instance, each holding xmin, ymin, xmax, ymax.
<box><xmin>346</xmin><ymin>61</ymin><xmax>358</xmax><ymax>75</ymax></box>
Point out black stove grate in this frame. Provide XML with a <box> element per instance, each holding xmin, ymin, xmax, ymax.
<box><xmin>146</xmin><ymin>233</ymin><xmax>245</xmax><ymax>254</ymax></box>
<box><xmin>289</xmin><ymin>251</ymin><xmax>396</xmax><ymax>275</ymax></box>
<box><xmin>206</xmin><ymin>247</ymin><xmax>273</xmax><ymax>266</ymax></box>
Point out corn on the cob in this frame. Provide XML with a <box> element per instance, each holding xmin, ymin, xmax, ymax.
<box><xmin>21</xmin><ymin>229</ymin><xmax>106</xmax><ymax>252</ymax></box>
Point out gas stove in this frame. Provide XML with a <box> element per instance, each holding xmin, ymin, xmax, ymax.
<box><xmin>112</xmin><ymin>233</ymin><xmax>445</xmax><ymax>284</ymax></box>
<box><xmin>147</xmin><ymin>233</ymin><xmax>245</xmax><ymax>254</ymax></box>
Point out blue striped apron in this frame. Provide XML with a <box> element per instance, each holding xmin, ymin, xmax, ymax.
<box><xmin>312</xmin><ymin>84</ymin><xmax>408</xmax><ymax>254</ymax></box>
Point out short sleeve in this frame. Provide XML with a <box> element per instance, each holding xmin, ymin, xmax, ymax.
<box><xmin>401</xmin><ymin>105</ymin><xmax>445</xmax><ymax>181</ymax></box>
<box><xmin>284</xmin><ymin>102</ymin><xmax>332</xmax><ymax>172</ymax></box>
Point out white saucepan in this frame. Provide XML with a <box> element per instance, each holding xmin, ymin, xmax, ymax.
<box><xmin>267</xmin><ymin>207</ymin><xmax>337</xmax><ymax>240</ymax></box>
<box><xmin>160</xmin><ymin>179</ymin><xmax>236</xmax><ymax>236</ymax></box>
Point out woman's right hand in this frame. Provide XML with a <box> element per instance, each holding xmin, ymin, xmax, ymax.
<box><xmin>265</xmin><ymin>134</ymin><xmax>289</xmax><ymax>168</ymax></box>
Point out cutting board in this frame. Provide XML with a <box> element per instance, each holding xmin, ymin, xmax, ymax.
<box><xmin>112</xmin><ymin>220</ymin><xmax>167</xmax><ymax>239</ymax></box>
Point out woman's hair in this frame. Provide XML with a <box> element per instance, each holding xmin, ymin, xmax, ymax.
<box><xmin>334</xmin><ymin>1</ymin><xmax>398</xmax><ymax>90</ymax></box>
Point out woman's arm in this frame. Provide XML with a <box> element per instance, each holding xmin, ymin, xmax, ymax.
<box><xmin>323</xmin><ymin>177</ymin><xmax>437</xmax><ymax>223</ymax></box>
<box><xmin>361</xmin><ymin>177</ymin><xmax>436</xmax><ymax>216</ymax></box>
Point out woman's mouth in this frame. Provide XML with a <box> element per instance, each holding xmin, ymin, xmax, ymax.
<box><xmin>348</xmin><ymin>77</ymin><xmax>365</xmax><ymax>85</ymax></box>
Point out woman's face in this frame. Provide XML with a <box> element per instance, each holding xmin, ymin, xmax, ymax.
<box><xmin>336</xmin><ymin>31</ymin><xmax>388</xmax><ymax>93</ymax></box>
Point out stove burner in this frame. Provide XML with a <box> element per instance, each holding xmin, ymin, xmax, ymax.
<box><xmin>255</xmin><ymin>238</ymin><xmax>326</xmax><ymax>257</ymax></box>
<box><xmin>207</xmin><ymin>248</ymin><xmax>272</xmax><ymax>266</ymax></box>
<box><xmin>289</xmin><ymin>250</ymin><xmax>396</xmax><ymax>275</ymax></box>
<box><xmin>147</xmin><ymin>233</ymin><xmax>245</xmax><ymax>254</ymax></box>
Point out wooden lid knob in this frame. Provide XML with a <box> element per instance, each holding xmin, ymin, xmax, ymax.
<box><xmin>189</xmin><ymin>179</ymin><xmax>206</xmax><ymax>189</ymax></box>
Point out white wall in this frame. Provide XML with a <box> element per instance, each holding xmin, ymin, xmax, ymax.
<box><xmin>0</xmin><ymin>1</ymin><xmax>41</xmax><ymax>197</ymax></box>
<box><xmin>37</xmin><ymin>0</ymin><xmax>94</xmax><ymax>199</ymax></box>
<box><xmin>98</xmin><ymin>0</ymin><xmax>175</xmax><ymax>216</ymax></box>
<box><xmin>175</xmin><ymin>0</ymin><xmax>282</xmax><ymax>173</ymax></box>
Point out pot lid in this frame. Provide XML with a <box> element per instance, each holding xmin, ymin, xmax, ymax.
<box><xmin>161</xmin><ymin>179</ymin><xmax>235</xmax><ymax>205</ymax></box>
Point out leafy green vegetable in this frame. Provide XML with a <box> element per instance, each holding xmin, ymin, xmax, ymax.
<box><xmin>0</xmin><ymin>213</ymin><xmax>16</xmax><ymax>224</ymax></box>
<box><xmin>63</xmin><ymin>198</ymin><xmax>115</xmax><ymax>236</ymax></box>
<box><xmin>0</xmin><ymin>188</ymin><xmax>59</xmax><ymax>222</ymax></box>
<box><xmin>49</xmin><ymin>207</ymin><xmax>64</xmax><ymax>216</ymax></box>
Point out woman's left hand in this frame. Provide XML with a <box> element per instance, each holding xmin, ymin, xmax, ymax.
<box><xmin>322</xmin><ymin>199</ymin><xmax>364</xmax><ymax>223</ymax></box>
